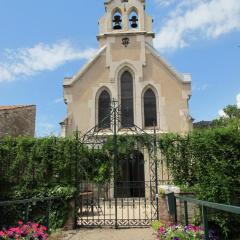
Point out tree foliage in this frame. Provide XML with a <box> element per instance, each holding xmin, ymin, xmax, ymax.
<box><xmin>222</xmin><ymin>105</ymin><xmax>240</xmax><ymax>119</ymax></box>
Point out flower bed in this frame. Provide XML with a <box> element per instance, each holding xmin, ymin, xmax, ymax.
<box><xmin>157</xmin><ymin>224</ymin><xmax>204</xmax><ymax>240</ymax></box>
<box><xmin>0</xmin><ymin>221</ymin><xmax>48</xmax><ymax>240</ymax></box>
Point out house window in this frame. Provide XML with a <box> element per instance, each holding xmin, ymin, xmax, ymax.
<box><xmin>121</xmin><ymin>71</ymin><xmax>134</xmax><ymax>127</ymax></box>
<box><xmin>144</xmin><ymin>88</ymin><xmax>157</xmax><ymax>127</ymax></box>
<box><xmin>98</xmin><ymin>90</ymin><xmax>111</xmax><ymax>129</ymax></box>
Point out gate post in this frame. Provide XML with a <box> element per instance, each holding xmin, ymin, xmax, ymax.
<box><xmin>154</xmin><ymin>126</ymin><xmax>159</xmax><ymax>220</ymax></box>
<box><xmin>113</xmin><ymin>100</ymin><xmax>118</xmax><ymax>229</ymax></box>
<box><xmin>74</xmin><ymin>130</ymin><xmax>80</xmax><ymax>229</ymax></box>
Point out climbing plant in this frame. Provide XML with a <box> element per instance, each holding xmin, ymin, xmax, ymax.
<box><xmin>158</xmin><ymin>121</ymin><xmax>240</xmax><ymax>238</ymax></box>
<box><xmin>1</xmin><ymin>120</ymin><xmax>239</xmax><ymax>237</ymax></box>
<box><xmin>0</xmin><ymin>136</ymin><xmax>113</xmax><ymax>229</ymax></box>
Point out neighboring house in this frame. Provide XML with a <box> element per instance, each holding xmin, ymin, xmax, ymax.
<box><xmin>61</xmin><ymin>0</ymin><xmax>192</xmax><ymax>137</ymax></box>
<box><xmin>0</xmin><ymin>105</ymin><xmax>36</xmax><ymax>138</ymax></box>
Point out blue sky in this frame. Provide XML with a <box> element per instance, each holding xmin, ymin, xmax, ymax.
<box><xmin>0</xmin><ymin>0</ymin><xmax>239</xmax><ymax>136</ymax></box>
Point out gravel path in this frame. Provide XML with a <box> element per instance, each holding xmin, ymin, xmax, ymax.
<box><xmin>63</xmin><ymin>228</ymin><xmax>156</xmax><ymax>240</ymax></box>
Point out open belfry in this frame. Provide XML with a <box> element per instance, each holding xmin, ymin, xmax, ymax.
<box><xmin>61</xmin><ymin>0</ymin><xmax>192</xmax><ymax>137</ymax></box>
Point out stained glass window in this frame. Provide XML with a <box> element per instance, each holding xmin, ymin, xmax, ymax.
<box><xmin>121</xmin><ymin>71</ymin><xmax>134</xmax><ymax>127</ymax></box>
<box><xmin>98</xmin><ymin>90</ymin><xmax>111</xmax><ymax>129</ymax></box>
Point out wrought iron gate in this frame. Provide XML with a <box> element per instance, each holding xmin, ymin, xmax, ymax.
<box><xmin>76</xmin><ymin>100</ymin><xmax>160</xmax><ymax>228</ymax></box>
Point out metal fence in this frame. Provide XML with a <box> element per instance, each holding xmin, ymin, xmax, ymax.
<box><xmin>0</xmin><ymin>196</ymin><xmax>61</xmax><ymax>231</ymax></box>
<box><xmin>167</xmin><ymin>193</ymin><xmax>240</xmax><ymax>240</ymax></box>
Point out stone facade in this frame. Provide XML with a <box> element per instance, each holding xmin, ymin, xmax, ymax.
<box><xmin>61</xmin><ymin>0</ymin><xmax>192</xmax><ymax>137</ymax></box>
<box><xmin>0</xmin><ymin>105</ymin><xmax>36</xmax><ymax>138</ymax></box>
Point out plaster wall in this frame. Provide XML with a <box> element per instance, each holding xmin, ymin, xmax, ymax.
<box><xmin>62</xmin><ymin>0</ymin><xmax>192</xmax><ymax>136</ymax></box>
<box><xmin>64</xmin><ymin>41</ymin><xmax>191</xmax><ymax>135</ymax></box>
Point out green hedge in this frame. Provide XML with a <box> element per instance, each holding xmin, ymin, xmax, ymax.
<box><xmin>1</xmin><ymin>123</ymin><xmax>240</xmax><ymax>237</ymax></box>
<box><xmin>159</xmin><ymin>123</ymin><xmax>240</xmax><ymax>238</ymax></box>
<box><xmin>0</xmin><ymin>136</ymin><xmax>112</xmax><ymax>229</ymax></box>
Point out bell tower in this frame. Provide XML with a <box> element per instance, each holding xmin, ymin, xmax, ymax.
<box><xmin>97</xmin><ymin>0</ymin><xmax>155</xmax><ymax>46</ymax></box>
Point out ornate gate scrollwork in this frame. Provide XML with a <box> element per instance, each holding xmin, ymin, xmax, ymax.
<box><xmin>76</xmin><ymin>100</ymin><xmax>160</xmax><ymax>228</ymax></box>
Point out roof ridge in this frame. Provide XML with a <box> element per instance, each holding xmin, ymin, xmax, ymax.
<box><xmin>0</xmin><ymin>105</ymin><xmax>36</xmax><ymax>111</ymax></box>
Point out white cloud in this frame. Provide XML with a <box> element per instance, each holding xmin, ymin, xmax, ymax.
<box><xmin>154</xmin><ymin>0</ymin><xmax>240</xmax><ymax>51</ymax></box>
<box><xmin>0</xmin><ymin>40</ymin><xmax>97</xmax><ymax>82</ymax></box>
<box><xmin>154</xmin><ymin>0</ymin><xmax>176</xmax><ymax>7</ymax></box>
<box><xmin>218</xmin><ymin>109</ymin><xmax>227</xmax><ymax>118</ymax></box>
<box><xmin>53</xmin><ymin>97</ymin><xmax>63</xmax><ymax>104</ymax></box>
<box><xmin>192</xmin><ymin>83</ymin><xmax>209</xmax><ymax>91</ymax></box>
<box><xmin>0</xmin><ymin>66</ymin><xmax>12</xmax><ymax>81</ymax></box>
<box><xmin>218</xmin><ymin>93</ymin><xmax>240</xmax><ymax>117</ymax></box>
<box><xmin>237</xmin><ymin>93</ymin><xmax>240</xmax><ymax>109</ymax></box>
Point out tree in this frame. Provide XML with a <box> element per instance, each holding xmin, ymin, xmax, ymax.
<box><xmin>222</xmin><ymin>104</ymin><xmax>240</xmax><ymax>119</ymax></box>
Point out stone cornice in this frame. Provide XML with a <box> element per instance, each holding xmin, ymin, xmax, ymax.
<box><xmin>97</xmin><ymin>31</ymin><xmax>155</xmax><ymax>40</ymax></box>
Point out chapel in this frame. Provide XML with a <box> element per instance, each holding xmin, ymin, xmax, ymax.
<box><xmin>61</xmin><ymin>0</ymin><xmax>192</xmax><ymax>137</ymax></box>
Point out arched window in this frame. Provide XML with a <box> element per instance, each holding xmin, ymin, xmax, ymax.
<box><xmin>121</xmin><ymin>71</ymin><xmax>134</xmax><ymax>127</ymax></box>
<box><xmin>98</xmin><ymin>90</ymin><xmax>111</xmax><ymax>129</ymax></box>
<box><xmin>129</xmin><ymin>10</ymin><xmax>139</xmax><ymax>29</ymax></box>
<box><xmin>144</xmin><ymin>88</ymin><xmax>157</xmax><ymax>127</ymax></box>
<box><xmin>112</xmin><ymin>10</ymin><xmax>122</xmax><ymax>30</ymax></box>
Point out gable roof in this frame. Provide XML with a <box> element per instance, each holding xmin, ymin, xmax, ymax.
<box><xmin>145</xmin><ymin>42</ymin><xmax>191</xmax><ymax>84</ymax></box>
<box><xmin>63</xmin><ymin>42</ymin><xmax>191</xmax><ymax>87</ymax></box>
<box><xmin>0</xmin><ymin>105</ymin><xmax>35</xmax><ymax>111</ymax></box>
<box><xmin>64</xmin><ymin>45</ymin><xmax>107</xmax><ymax>87</ymax></box>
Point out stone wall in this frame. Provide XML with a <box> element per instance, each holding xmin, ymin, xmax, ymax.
<box><xmin>0</xmin><ymin>105</ymin><xmax>36</xmax><ymax>138</ymax></box>
<box><xmin>159</xmin><ymin>191</ymin><xmax>199</xmax><ymax>226</ymax></box>
<box><xmin>158</xmin><ymin>195</ymin><xmax>174</xmax><ymax>225</ymax></box>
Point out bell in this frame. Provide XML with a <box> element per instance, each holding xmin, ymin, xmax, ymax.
<box><xmin>113</xmin><ymin>15</ymin><xmax>122</xmax><ymax>30</ymax></box>
<box><xmin>130</xmin><ymin>16</ymin><xmax>138</xmax><ymax>28</ymax></box>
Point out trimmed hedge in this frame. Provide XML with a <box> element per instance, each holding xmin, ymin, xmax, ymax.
<box><xmin>0</xmin><ymin>136</ymin><xmax>112</xmax><ymax>229</ymax></box>
<box><xmin>1</xmin><ymin>121</ymin><xmax>240</xmax><ymax>237</ymax></box>
<box><xmin>159</xmin><ymin>122</ymin><xmax>240</xmax><ymax>238</ymax></box>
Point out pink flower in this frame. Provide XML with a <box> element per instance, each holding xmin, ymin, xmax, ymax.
<box><xmin>7</xmin><ymin>230</ymin><xmax>14</xmax><ymax>238</ymax></box>
<box><xmin>1</xmin><ymin>222</ymin><xmax>48</xmax><ymax>240</ymax></box>
<box><xmin>42</xmin><ymin>225</ymin><xmax>47</xmax><ymax>231</ymax></box>
<box><xmin>32</xmin><ymin>223</ymin><xmax>39</xmax><ymax>229</ymax></box>
<box><xmin>18</xmin><ymin>220</ymin><xmax>23</xmax><ymax>225</ymax></box>
<box><xmin>159</xmin><ymin>226</ymin><xmax>165</xmax><ymax>233</ymax></box>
